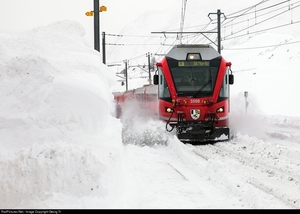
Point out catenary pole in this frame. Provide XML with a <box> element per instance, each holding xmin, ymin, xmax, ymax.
<box><xmin>94</xmin><ymin>0</ymin><xmax>100</xmax><ymax>52</ymax></box>
<box><xmin>147</xmin><ymin>52</ymin><xmax>151</xmax><ymax>84</ymax></box>
<box><xmin>102</xmin><ymin>32</ymin><xmax>106</xmax><ymax>64</ymax></box>
<box><xmin>208</xmin><ymin>9</ymin><xmax>225</xmax><ymax>54</ymax></box>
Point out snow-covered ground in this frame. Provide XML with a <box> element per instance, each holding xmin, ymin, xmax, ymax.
<box><xmin>1</xmin><ymin>0</ymin><xmax>300</xmax><ymax>209</ymax></box>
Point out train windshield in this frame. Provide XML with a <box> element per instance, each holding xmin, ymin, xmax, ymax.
<box><xmin>167</xmin><ymin>57</ymin><xmax>221</xmax><ymax>97</ymax></box>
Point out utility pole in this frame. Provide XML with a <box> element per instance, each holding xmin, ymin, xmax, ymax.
<box><xmin>124</xmin><ymin>60</ymin><xmax>128</xmax><ymax>91</ymax></box>
<box><xmin>94</xmin><ymin>0</ymin><xmax>100</xmax><ymax>52</ymax></box>
<box><xmin>244</xmin><ymin>91</ymin><xmax>249</xmax><ymax>115</ymax></box>
<box><xmin>217</xmin><ymin>9</ymin><xmax>221</xmax><ymax>54</ymax></box>
<box><xmin>179</xmin><ymin>0</ymin><xmax>188</xmax><ymax>44</ymax></box>
<box><xmin>146</xmin><ymin>52</ymin><xmax>152</xmax><ymax>84</ymax></box>
<box><xmin>86</xmin><ymin>3</ymin><xmax>107</xmax><ymax>53</ymax></box>
<box><xmin>208</xmin><ymin>9</ymin><xmax>225</xmax><ymax>54</ymax></box>
<box><xmin>102</xmin><ymin>31</ymin><xmax>106</xmax><ymax>64</ymax></box>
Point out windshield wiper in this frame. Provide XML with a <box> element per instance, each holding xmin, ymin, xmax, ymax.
<box><xmin>192</xmin><ymin>79</ymin><xmax>212</xmax><ymax>98</ymax></box>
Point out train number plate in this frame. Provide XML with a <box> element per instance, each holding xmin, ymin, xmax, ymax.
<box><xmin>190</xmin><ymin>99</ymin><xmax>200</xmax><ymax>104</ymax></box>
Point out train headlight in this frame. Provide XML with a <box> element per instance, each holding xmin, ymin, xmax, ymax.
<box><xmin>186</xmin><ymin>53</ymin><xmax>201</xmax><ymax>60</ymax></box>
<box><xmin>216</xmin><ymin>107</ymin><xmax>224</xmax><ymax>113</ymax></box>
<box><xmin>166</xmin><ymin>107</ymin><xmax>173</xmax><ymax>113</ymax></box>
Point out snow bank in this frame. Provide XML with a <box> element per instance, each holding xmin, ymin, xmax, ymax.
<box><xmin>0</xmin><ymin>20</ymin><xmax>123</xmax><ymax>208</ymax></box>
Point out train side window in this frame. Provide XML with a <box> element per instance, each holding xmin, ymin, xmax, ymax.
<box><xmin>158</xmin><ymin>67</ymin><xmax>170</xmax><ymax>99</ymax></box>
<box><xmin>218</xmin><ymin>67</ymin><xmax>229</xmax><ymax>101</ymax></box>
<box><xmin>153</xmin><ymin>74</ymin><xmax>159</xmax><ymax>85</ymax></box>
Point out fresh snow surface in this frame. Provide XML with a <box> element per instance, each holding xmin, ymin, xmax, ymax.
<box><xmin>1</xmin><ymin>0</ymin><xmax>300</xmax><ymax>209</ymax></box>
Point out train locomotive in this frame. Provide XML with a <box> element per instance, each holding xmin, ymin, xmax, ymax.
<box><xmin>114</xmin><ymin>44</ymin><xmax>234</xmax><ymax>143</ymax></box>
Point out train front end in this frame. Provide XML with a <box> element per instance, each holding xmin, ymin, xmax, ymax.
<box><xmin>154</xmin><ymin>44</ymin><xmax>234</xmax><ymax>143</ymax></box>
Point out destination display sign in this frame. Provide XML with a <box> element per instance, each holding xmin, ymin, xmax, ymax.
<box><xmin>178</xmin><ymin>61</ymin><xmax>210</xmax><ymax>67</ymax></box>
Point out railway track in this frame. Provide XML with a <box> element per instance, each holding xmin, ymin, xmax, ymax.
<box><xmin>191</xmin><ymin>142</ymin><xmax>300</xmax><ymax>208</ymax></box>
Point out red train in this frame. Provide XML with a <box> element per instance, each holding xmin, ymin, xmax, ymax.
<box><xmin>114</xmin><ymin>44</ymin><xmax>234</xmax><ymax>143</ymax></box>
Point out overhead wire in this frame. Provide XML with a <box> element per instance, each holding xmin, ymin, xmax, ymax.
<box><xmin>224</xmin><ymin>39</ymin><xmax>300</xmax><ymax>50</ymax></box>
<box><xmin>222</xmin><ymin>0</ymin><xmax>300</xmax><ymax>31</ymax></box>
<box><xmin>189</xmin><ymin>0</ymin><xmax>300</xmax><ymax>50</ymax></box>
<box><xmin>189</xmin><ymin>0</ymin><xmax>300</xmax><ymax>47</ymax></box>
<box><xmin>223</xmin><ymin>4</ymin><xmax>300</xmax><ymax>41</ymax></box>
<box><xmin>223</xmin><ymin>20</ymin><xmax>300</xmax><ymax>41</ymax></box>
<box><xmin>222</xmin><ymin>2</ymin><xmax>291</xmax><ymax>29</ymax></box>
<box><xmin>224</xmin><ymin>0</ymin><xmax>269</xmax><ymax>17</ymax></box>
<box><xmin>108</xmin><ymin>0</ymin><xmax>300</xmax><ymax>65</ymax></box>
<box><xmin>225</xmin><ymin>0</ymin><xmax>288</xmax><ymax>19</ymax></box>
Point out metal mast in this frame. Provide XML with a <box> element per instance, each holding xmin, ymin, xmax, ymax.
<box><xmin>179</xmin><ymin>0</ymin><xmax>187</xmax><ymax>44</ymax></box>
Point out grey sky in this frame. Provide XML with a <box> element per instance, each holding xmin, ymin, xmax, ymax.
<box><xmin>0</xmin><ymin>0</ymin><xmax>174</xmax><ymax>47</ymax></box>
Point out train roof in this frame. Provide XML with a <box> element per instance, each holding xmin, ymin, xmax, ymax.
<box><xmin>134</xmin><ymin>84</ymin><xmax>157</xmax><ymax>95</ymax></box>
<box><xmin>166</xmin><ymin>44</ymin><xmax>221</xmax><ymax>61</ymax></box>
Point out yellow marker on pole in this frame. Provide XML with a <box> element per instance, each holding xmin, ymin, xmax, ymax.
<box><xmin>85</xmin><ymin>6</ymin><xmax>106</xmax><ymax>16</ymax></box>
<box><xmin>100</xmin><ymin>6</ymin><xmax>107</xmax><ymax>12</ymax></box>
<box><xmin>85</xmin><ymin>11</ymin><xmax>94</xmax><ymax>16</ymax></box>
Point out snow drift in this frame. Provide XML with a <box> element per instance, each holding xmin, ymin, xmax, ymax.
<box><xmin>0</xmin><ymin>20</ymin><xmax>123</xmax><ymax>208</ymax></box>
